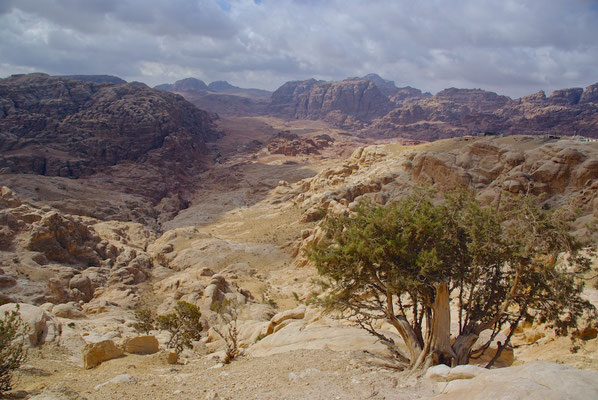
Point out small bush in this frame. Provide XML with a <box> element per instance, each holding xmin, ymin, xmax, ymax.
<box><xmin>156</xmin><ymin>301</ymin><xmax>202</xmax><ymax>353</ymax></box>
<box><xmin>134</xmin><ymin>308</ymin><xmax>155</xmax><ymax>334</ymax></box>
<box><xmin>210</xmin><ymin>299</ymin><xmax>241</xmax><ymax>364</ymax></box>
<box><xmin>0</xmin><ymin>306</ymin><xmax>28</xmax><ymax>394</ymax></box>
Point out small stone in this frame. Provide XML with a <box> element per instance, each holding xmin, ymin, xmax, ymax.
<box><xmin>94</xmin><ymin>373</ymin><xmax>136</xmax><ymax>390</ymax></box>
<box><xmin>204</xmin><ymin>391</ymin><xmax>220</xmax><ymax>400</ymax></box>
<box><xmin>579</xmin><ymin>327</ymin><xmax>598</xmax><ymax>341</ymax></box>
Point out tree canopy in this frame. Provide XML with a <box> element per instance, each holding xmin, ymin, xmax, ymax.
<box><xmin>307</xmin><ymin>188</ymin><xmax>596</xmax><ymax>370</ymax></box>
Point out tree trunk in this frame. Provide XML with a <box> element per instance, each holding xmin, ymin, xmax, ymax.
<box><xmin>429</xmin><ymin>282</ymin><xmax>456</xmax><ymax>365</ymax></box>
<box><xmin>388</xmin><ymin>314</ymin><xmax>423</xmax><ymax>365</ymax></box>
<box><xmin>451</xmin><ymin>332</ymin><xmax>479</xmax><ymax>365</ymax></box>
<box><xmin>412</xmin><ymin>282</ymin><xmax>455</xmax><ymax>369</ymax></box>
<box><xmin>383</xmin><ymin>288</ymin><xmax>423</xmax><ymax>366</ymax></box>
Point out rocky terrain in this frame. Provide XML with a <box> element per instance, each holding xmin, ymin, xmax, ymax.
<box><xmin>1</xmin><ymin>74</ymin><xmax>598</xmax><ymax>399</ymax></box>
<box><xmin>0</xmin><ymin>73</ymin><xmax>223</xmax><ymax>226</ymax></box>
<box><xmin>0</xmin><ymin>73</ymin><xmax>219</xmax><ymax>178</ymax></box>
<box><xmin>268</xmin><ymin>74</ymin><xmax>598</xmax><ymax>140</ymax></box>
<box><xmin>152</xmin><ymin>73</ymin><xmax>598</xmax><ymax>140</ymax></box>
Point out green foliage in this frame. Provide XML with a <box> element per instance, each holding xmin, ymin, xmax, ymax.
<box><xmin>307</xmin><ymin>188</ymin><xmax>596</xmax><ymax>369</ymax></box>
<box><xmin>0</xmin><ymin>306</ymin><xmax>28</xmax><ymax>394</ymax></box>
<box><xmin>210</xmin><ymin>299</ymin><xmax>241</xmax><ymax>363</ymax></box>
<box><xmin>266</xmin><ymin>298</ymin><xmax>278</xmax><ymax>309</ymax></box>
<box><xmin>134</xmin><ymin>308</ymin><xmax>155</xmax><ymax>334</ymax></box>
<box><xmin>156</xmin><ymin>301</ymin><xmax>203</xmax><ymax>353</ymax></box>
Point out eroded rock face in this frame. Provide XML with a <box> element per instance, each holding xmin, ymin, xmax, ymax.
<box><xmin>0</xmin><ymin>73</ymin><xmax>219</xmax><ymax>178</ymax></box>
<box><xmin>269</xmin><ymin>78</ymin><xmax>393</xmax><ymax>126</ymax></box>
<box><xmin>283</xmin><ymin>136</ymin><xmax>598</xmax><ymax>267</ymax></box>
<box><xmin>430</xmin><ymin>361</ymin><xmax>598</xmax><ymax>400</ymax></box>
<box><xmin>0</xmin><ymin>303</ymin><xmax>61</xmax><ymax>346</ymax></box>
<box><xmin>0</xmin><ymin>187</ymin><xmax>154</xmax><ymax>306</ymax></box>
<box><xmin>26</xmin><ymin>211</ymin><xmax>101</xmax><ymax>264</ymax></box>
<box><xmin>268</xmin><ymin>76</ymin><xmax>598</xmax><ymax>140</ymax></box>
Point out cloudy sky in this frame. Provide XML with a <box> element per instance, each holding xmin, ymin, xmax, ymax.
<box><xmin>1</xmin><ymin>0</ymin><xmax>597</xmax><ymax>97</ymax></box>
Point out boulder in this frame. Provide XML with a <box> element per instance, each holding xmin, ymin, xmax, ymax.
<box><xmin>123</xmin><ymin>336</ymin><xmax>159</xmax><ymax>354</ymax></box>
<box><xmin>82</xmin><ymin>339</ymin><xmax>125</xmax><ymax>369</ymax></box>
<box><xmin>0</xmin><ymin>303</ymin><xmax>61</xmax><ymax>346</ymax></box>
<box><xmin>431</xmin><ymin>361</ymin><xmax>598</xmax><ymax>400</ymax></box>
<box><xmin>425</xmin><ymin>364</ymin><xmax>485</xmax><ymax>382</ymax></box>
<box><xmin>579</xmin><ymin>326</ymin><xmax>598</xmax><ymax>341</ymax></box>
<box><xmin>52</xmin><ymin>303</ymin><xmax>86</xmax><ymax>319</ymax></box>
<box><xmin>266</xmin><ymin>305</ymin><xmax>306</xmax><ymax>335</ymax></box>
<box><xmin>0</xmin><ymin>186</ymin><xmax>21</xmax><ymax>208</ymax></box>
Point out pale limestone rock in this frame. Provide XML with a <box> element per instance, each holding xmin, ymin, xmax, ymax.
<box><xmin>52</xmin><ymin>303</ymin><xmax>86</xmax><ymax>319</ymax></box>
<box><xmin>94</xmin><ymin>373</ymin><xmax>136</xmax><ymax>390</ymax></box>
<box><xmin>123</xmin><ymin>335</ymin><xmax>159</xmax><ymax>354</ymax></box>
<box><xmin>250</xmin><ymin>320</ymin><xmax>395</xmax><ymax>358</ymax></box>
<box><xmin>426</xmin><ymin>364</ymin><xmax>486</xmax><ymax>382</ymax></box>
<box><xmin>432</xmin><ymin>361</ymin><xmax>598</xmax><ymax>400</ymax></box>
<box><xmin>82</xmin><ymin>339</ymin><xmax>124</xmax><ymax>369</ymax></box>
<box><xmin>266</xmin><ymin>305</ymin><xmax>306</xmax><ymax>335</ymax></box>
<box><xmin>0</xmin><ymin>303</ymin><xmax>61</xmax><ymax>346</ymax></box>
<box><xmin>425</xmin><ymin>364</ymin><xmax>451</xmax><ymax>381</ymax></box>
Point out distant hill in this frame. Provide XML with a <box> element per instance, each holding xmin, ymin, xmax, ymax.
<box><xmin>154</xmin><ymin>78</ymin><xmax>272</xmax><ymax>116</ymax></box>
<box><xmin>155</xmin><ymin>77</ymin><xmax>209</xmax><ymax>92</ymax></box>
<box><xmin>56</xmin><ymin>74</ymin><xmax>127</xmax><ymax>84</ymax></box>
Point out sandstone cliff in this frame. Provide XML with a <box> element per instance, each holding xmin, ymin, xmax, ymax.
<box><xmin>267</xmin><ymin>75</ymin><xmax>598</xmax><ymax>140</ymax></box>
<box><xmin>0</xmin><ymin>73</ymin><xmax>219</xmax><ymax>178</ymax></box>
<box><xmin>268</xmin><ymin>78</ymin><xmax>393</xmax><ymax>127</ymax></box>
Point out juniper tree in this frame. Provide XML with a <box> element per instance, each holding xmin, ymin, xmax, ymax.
<box><xmin>307</xmin><ymin>189</ymin><xmax>595</xmax><ymax>370</ymax></box>
<box><xmin>156</xmin><ymin>301</ymin><xmax>203</xmax><ymax>353</ymax></box>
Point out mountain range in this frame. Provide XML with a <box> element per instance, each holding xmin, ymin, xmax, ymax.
<box><xmin>155</xmin><ymin>73</ymin><xmax>598</xmax><ymax>139</ymax></box>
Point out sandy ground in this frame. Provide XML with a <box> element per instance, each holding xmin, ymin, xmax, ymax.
<box><xmin>15</xmin><ymin>347</ymin><xmax>435</xmax><ymax>400</ymax></box>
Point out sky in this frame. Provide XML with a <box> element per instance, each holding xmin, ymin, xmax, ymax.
<box><xmin>1</xmin><ymin>0</ymin><xmax>597</xmax><ymax>98</ymax></box>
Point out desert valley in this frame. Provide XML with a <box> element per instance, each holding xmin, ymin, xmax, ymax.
<box><xmin>0</xmin><ymin>70</ymin><xmax>597</xmax><ymax>400</ymax></box>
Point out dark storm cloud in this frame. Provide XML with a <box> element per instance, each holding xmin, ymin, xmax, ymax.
<box><xmin>1</xmin><ymin>0</ymin><xmax>597</xmax><ymax>97</ymax></box>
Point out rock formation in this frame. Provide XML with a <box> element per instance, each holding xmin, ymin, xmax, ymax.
<box><xmin>268</xmin><ymin>78</ymin><xmax>393</xmax><ymax>127</ymax></box>
<box><xmin>155</xmin><ymin>77</ymin><xmax>209</xmax><ymax>92</ymax></box>
<box><xmin>266</xmin><ymin>75</ymin><xmax>598</xmax><ymax>140</ymax></box>
<box><xmin>266</xmin><ymin>131</ymin><xmax>334</xmax><ymax>156</ymax></box>
<box><xmin>0</xmin><ymin>73</ymin><xmax>219</xmax><ymax>178</ymax></box>
<box><xmin>0</xmin><ymin>186</ymin><xmax>154</xmax><ymax>306</ymax></box>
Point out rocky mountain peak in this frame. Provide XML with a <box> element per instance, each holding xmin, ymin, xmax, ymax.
<box><xmin>521</xmin><ymin>90</ymin><xmax>547</xmax><ymax>103</ymax></box>
<box><xmin>208</xmin><ymin>80</ymin><xmax>237</xmax><ymax>91</ymax></box>
<box><xmin>580</xmin><ymin>82</ymin><xmax>598</xmax><ymax>104</ymax></box>
<box><xmin>155</xmin><ymin>77</ymin><xmax>209</xmax><ymax>92</ymax></box>
<box><xmin>548</xmin><ymin>88</ymin><xmax>583</xmax><ymax>106</ymax></box>
<box><xmin>269</xmin><ymin>77</ymin><xmax>393</xmax><ymax>125</ymax></box>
